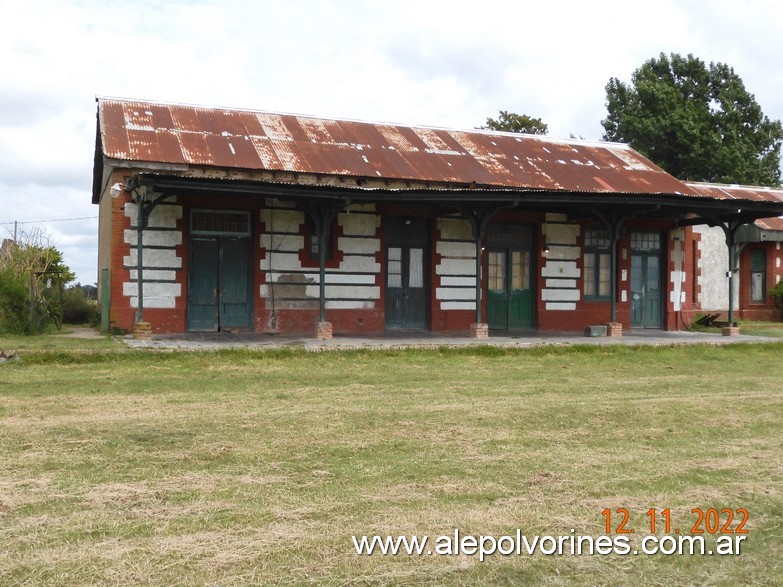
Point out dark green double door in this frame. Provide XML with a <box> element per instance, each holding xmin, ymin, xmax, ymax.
<box><xmin>188</xmin><ymin>237</ymin><xmax>252</xmax><ymax>331</ymax></box>
<box><xmin>630</xmin><ymin>232</ymin><xmax>662</xmax><ymax>328</ymax></box>
<box><xmin>487</xmin><ymin>248</ymin><xmax>533</xmax><ymax>329</ymax></box>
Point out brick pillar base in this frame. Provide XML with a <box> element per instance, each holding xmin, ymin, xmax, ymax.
<box><xmin>133</xmin><ymin>321</ymin><xmax>153</xmax><ymax>340</ymax></box>
<box><xmin>470</xmin><ymin>323</ymin><xmax>489</xmax><ymax>339</ymax></box>
<box><xmin>315</xmin><ymin>321</ymin><xmax>333</xmax><ymax>340</ymax></box>
<box><xmin>604</xmin><ymin>322</ymin><xmax>623</xmax><ymax>337</ymax></box>
<box><xmin>722</xmin><ymin>326</ymin><xmax>740</xmax><ymax>337</ymax></box>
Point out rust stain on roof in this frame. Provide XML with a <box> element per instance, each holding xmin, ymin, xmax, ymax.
<box><xmin>97</xmin><ymin>98</ymin><xmax>708</xmax><ymax>197</ymax></box>
<box><xmin>756</xmin><ymin>216</ymin><xmax>783</xmax><ymax>231</ymax></box>
<box><xmin>685</xmin><ymin>182</ymin><xmax>783</xmax><ymax>206</ymax></box>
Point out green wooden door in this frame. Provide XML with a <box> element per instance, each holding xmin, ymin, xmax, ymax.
<box><xmin>385</xmin><ymin>245</ymin><xmax>426</xmax><ymax>329</ymax></box>
<box><xmin>188</xmin><ymin>238</ymin><xmax>220</xmax><ymax>331</ymax></box>
<box><xmin>188</xmin><ymin>236</ymin><xmax>251</xmax><ymax>332</ymax></box>
<box><xmin>631</xmin><ymin>252</ymin><xmax>662</xmax><ymax>328</ymax></box>
<box><xmin>219</xmin><ymin>237</ymin><xmax>252</xmax><ymax>330</ymax></box>
<box><xmin>487</xmin><ymin>248</ymin><xmax>532</xmax><ymax>330</ymax></box>
<box><xmin>487</xmin><ymin>250</ymin><xmax>508</xmax><ymax>329</ymax></box>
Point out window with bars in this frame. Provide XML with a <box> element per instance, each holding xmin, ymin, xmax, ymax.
<box><xmin>190</xmin><ymin>210</ymin><xmax>250</xmax><ymax>236</ymax></box>
<box><xmin>584</xmin><ymin>229</ymin><xmax>611</xmax><ymax>300</ymax></box>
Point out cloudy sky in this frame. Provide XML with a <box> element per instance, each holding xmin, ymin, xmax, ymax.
<box><xmin>2</xmin><ymin>0</ymin><xmax>782</xmax><ymax>284</ymax></box>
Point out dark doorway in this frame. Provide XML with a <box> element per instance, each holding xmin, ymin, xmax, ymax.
<box><xmin>385</xmin><ymin>217</ymin><xmax>428</xmax><ymax>330</ymax></box>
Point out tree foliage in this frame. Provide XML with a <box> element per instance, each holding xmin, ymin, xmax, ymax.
<box><xmin>602</xmin><ymin>53</ymin><xmax>783</xmax><ymax>186</ymax></box>
<box><xmin>0</xmin><ymin>228</ymin><xmax>74</xmax><ymax>333</ymax></box>
<box><xmin>480</xmin><ymin>111</ymin><xmax>548</xmax><ymax>135</ymax></box>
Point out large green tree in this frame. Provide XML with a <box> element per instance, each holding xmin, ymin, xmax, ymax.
<box><xmin>602</xmin><ymin>53</ymin><xmax>783</xmax><ymax>186</ymax></box>
<box><xmin>480</xmin><ymin>110</ymin><xmax>548</xmax><ymax>135</ymax></box>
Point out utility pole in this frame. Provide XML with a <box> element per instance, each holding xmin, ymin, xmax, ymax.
<box><xmin>13</xmin><ymin>220</ymin><xmax>18</xmax><ymax>242</ymax></box>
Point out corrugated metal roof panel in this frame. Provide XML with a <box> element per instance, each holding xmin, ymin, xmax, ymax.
<box><xmin>685</xmin><ymin>182</ymin><xmax>783</xmax><ymax>205</ymax></box>
<box><xmin>96</xmin><ymin>98</ymin><xmax>780</xmax><ymax>202</ymax></box>
<box><xmin>756</xmin><ymin>216</ymin><xmax>783</xmax><ymax>231</ymax></box>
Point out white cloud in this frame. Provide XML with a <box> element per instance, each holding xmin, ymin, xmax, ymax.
<box><xmin>0</xmin><ymin>0</ymin><xmax>781</xmax><ymax>284</ymax></box>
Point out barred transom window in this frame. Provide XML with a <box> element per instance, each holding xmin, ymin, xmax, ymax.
<box><xmin>631</xmin><ymin>232</ymin><xmax>661</xmax><ymax>251</ymax></box>
<box><xmin>190</xmin><ymin>210</ymin><xmax>251</xmax><ymax>236</ymax></box>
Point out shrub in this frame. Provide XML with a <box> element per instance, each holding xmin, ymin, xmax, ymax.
<box><xmin>62</xmin><ymin>286</ymin><xmax>99</xmax><ymax>325</ymax></box>
<box><xmin>770</xmin><ymin>280</ymin><xmax>783</xmax><ymax>321</ymax></box>
<box><xmin>0</xmin><ymin>270</ymin><xmax>34</xmax><ymax>334</ymax></box>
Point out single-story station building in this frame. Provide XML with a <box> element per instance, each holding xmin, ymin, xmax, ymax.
<box><xmin>92</xmin><ymin>98</ymin><xmax>783</xmax><ymax>337</ymax></box>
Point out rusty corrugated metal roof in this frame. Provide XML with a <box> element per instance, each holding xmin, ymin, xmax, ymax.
<box><xmin>755</xmin><ymin>216</ymin><xmax>783</xmax><ymax>231</ymax></box>
<box><xmin>685</xmin><ymin>182</ymin><xmax>783</xmax><ymax>228</ymax></box>
<box><xmin>98</xmin><ymin>97</ymin><xmax>704</xmax><ymax>197</ymax></box>
<box><xmin>685</xmin><ymin>182</ymin><xmax>783</xmax><ymax>203</ymax></box>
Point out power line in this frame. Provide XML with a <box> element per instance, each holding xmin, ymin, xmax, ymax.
<box><xmin>0</xmin><ymin>216</ymin><xmax>98</xmax><ymax>225</ymax></box>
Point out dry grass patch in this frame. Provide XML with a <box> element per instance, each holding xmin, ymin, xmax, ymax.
<box><xmin>1</xmin><ymin>343</ymin><xmax>782</xmax><ymax>585</ymax></box>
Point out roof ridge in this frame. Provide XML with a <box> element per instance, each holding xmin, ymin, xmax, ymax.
<box><xmin>95</xmin><ymin>95</ymin><xmax>617</xmax><ymax>147</ymax></box>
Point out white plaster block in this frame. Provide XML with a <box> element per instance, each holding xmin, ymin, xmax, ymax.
<box><xmin>545</xmin><ymin>302</ymin><xmax>576</xmax><ymax>311</ymax></box>
<box><xmin>546</xmin><ymin>279</ymin><xmax>577</xmax><ymax>288</ymax></box>
<box><xmin>260</xmin><ymin>209</ymin><xmax>303</xmax><ymax>233</ymax></box>
<box><xmin>436</xmin><ymin>258</ymin><xmax>476</xmax><ymax>276</ymax></box>
<box><xmin>123</xmin><ymin>282</ymin><xmax>181</xmax><ymax>309</ymax></box>
<box><xmin>621</xmin><ymin>269</ymin><xmax>627</xmax><ymax>282</ymax></box>
<box><xmin>338</xmin><ymin>237</ymin><xmax>380</xmax><ymax>255</ymax></box>
<box><xmin>441</xmin><ymin>301</ymin><xmax>476</xmax><ymax>310</ymax></box>
<box><xmin>325</xmin><ymin>273</ymin><xmax>377</xmax><ymax>285</ymax></box>
<box><xmin>124</xmin><ymin>249</ymin><xmax>182</xmax><ymax>268</ymax></box>
<box><xmin>260</xmin><ymin>252</ymin><xmax>303</xmax><ymax>272</ymax></box>
<box><xmin>148</xmin><ymin>205</ymin><xmax>182</xmax><ymax>229</ymax></box>
<box><xmin>340</xmin><ymin>213</ymin><xmax>379</xmax><ymax>236</ymax></box>
<box><xmin>265</xmin><ymin>272</ymin><xmax>316</xmax><ymax>284</ymax></box>
<box><xmin>621</xmin><ymin>290</ymin><xmax>627</xmax><ymax>302</ymax></box>
<box><xmin>437</xmin><ymin>217</ymin><xmax>472</xmax><ymax>240</ymax></box>
<box><xmin>337</xmin><ymin>256</ymin><xmax>381</xmax><ymax>273</ymax></box>
<box><xmin>261</xmin><ymin>233</ymin><xmax>304</xmax><ymax>252</ymax></box>
<box><xmin>436</xmin><ymin>287</ymin><xmax>477</xmax><ymax>300</ymax></box>
<box><xmin>546</xmin><ymin>223</ymin><xmax>579</xmax><ymax>245</ymax></box>
<box><xmin>326</xmin><ymin>300</ymin><xmax>376</xmax><ymax>310</ymax></box>
<box><xmin>124</xmin><ymin>203</ymin><xmax>182</xmax><ymax>229</ymax></box>
<box><xmin>541</xmin><ymin>261</ymin><xmax>580</xmax><ymax>279</ymax></box>
<box><xmin>129</xmin><ymin>269</ymin><xmax>177</xmax><ymax>281</ymax></box>
<box><xmin>440</xmin><ymin>276</ymin><xmax>476</xmax><ymax>287</ymax></box>
<box><xmin>436</xmin><ymin>241</ymin><xmax>475</xmax><ymax>257</ymax></box>
<box><xmin>323</xmin><ymin>285</ymin><xmax>380</xmax><ymax>300</ymax></box>
<box><xmin>545</xmin><ymin>245</ymin><xmax>580</xmax><ymax>260</ymax></box>
<box><xmin>777</xmin><ymin>258</ymin><xmax>781</xmax><ymax>268</ymax></box>
<box><xmin>124</xmin><ymin>229</ymin><xmax>182</xmax><ymax>247</ymax></box>
<box><xmin>542</xmin><ymin>289</ymin><xmax>580</xmax><ymax>302</ymax></box>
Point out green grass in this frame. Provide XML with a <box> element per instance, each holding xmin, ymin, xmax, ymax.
<box><xmin>1</xmin><ymin>341</ymin><xmax>782</xmax><ymax>585</ymax></box>
<box><xmin>735</xmin><ymin>321</ymin><xmax>783</xmax><ymax>339</ymax></box>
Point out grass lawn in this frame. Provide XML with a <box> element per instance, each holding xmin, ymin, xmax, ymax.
<box><xmin>1</xmin><ymin>340</ymin><xmax>782</xmax><ymax>585</ymax></box>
